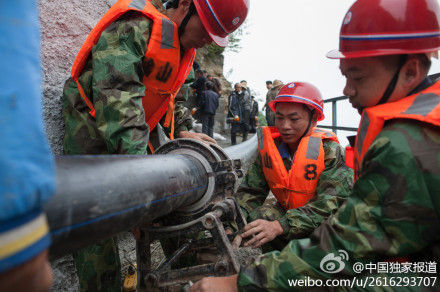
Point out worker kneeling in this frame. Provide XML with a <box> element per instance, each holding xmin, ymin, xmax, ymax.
<box><xmin>237</xmin><ymin>82</ymin><xmax>353</xmax><ymax>251</ymax></box>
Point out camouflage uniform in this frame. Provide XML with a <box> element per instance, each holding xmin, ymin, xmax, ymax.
<box><xmin>62</xmin><ymin>1</ymin><xmax>192</xmax><ymax>156</ymax></box>
<box><xmin>264</xmin><ymin>87</ymin><xmax>280</xmax><ymax>127</ymax></box>
<box><xmin>62</xmin><ymin>1</ymin><xmax>192</xmax><ymax>290</ymax></box>
<box><xmin>237</xmin><ymin>119</ymin><xmax>440</xmax><ymax>291</ymax></box>
<box><xmin>236</xmin><ymin>137</ymin><xmax>353</xmax><ymax>251</ymax></box>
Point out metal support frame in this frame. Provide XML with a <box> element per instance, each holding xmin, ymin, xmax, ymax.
<box><xmin>319</xmin><ymin>95</ymin><xmax>357</xmax><ymax>134</ymax></box>
<box><xmin>139</xmin><ymin>198</ymin><xmax>247</xmax><ymax>290</ymax></box>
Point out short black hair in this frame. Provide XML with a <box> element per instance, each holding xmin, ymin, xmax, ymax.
<box><xmin>266</xmin><ymin>80</ymin><xmax>272</xmax><ymax>85</ymax></box>
<box><xmin>380</xmin><ymin>54</ymin><xmax>432</xmax><ymax>74</ymax></box>
<box><xmin>241</xmin><ymin>80</ymin><xmax>247</xmax><ymax>83</ymax></box>
<box><xmin>193</xmin><ymin>61</ymin><xmax>200</xmax><ymax>71</ymax></box>
<box><xmin>206</xmin><ymin>81</ymin><xmax>215</xmax><ymax>90</ymax></box>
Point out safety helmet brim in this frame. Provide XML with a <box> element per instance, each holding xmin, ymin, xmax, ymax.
<box><xmin>268</xmin><ymin>96</ymin><xmax>325</xmax><ymax>121</ymax></box>
<box><xmin>208</xmin><ymin>32</ymin><xmax>229</xmax><ymax>47</ymax></box>
<box><xmin>193</xmin><ymin>0</ymin><xmax>229</xmax><ymax>47</ymax></box>
<box><xmin>327</xmin><ymin>48</ymin><xmax>440</xmax><ymax>59</ymax></box>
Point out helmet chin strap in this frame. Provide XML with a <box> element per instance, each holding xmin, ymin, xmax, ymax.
<box><xmin>299</xmin><ymin>110</ymin><xmax>314</xmax><ymax>141</ymax></box>
<box><xmin>178</xmin><ymin>3</ymin><xmax>197</xmax><ymax>38</ymax></box>
<box><xmin>376</xmin><ymin>55</ymin><xmax>408</xmax><ymax>106</ymax></box>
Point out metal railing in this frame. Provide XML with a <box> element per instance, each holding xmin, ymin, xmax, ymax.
<box><xmin>319</xmin><ymin>96</ymin><xmax>358</xmax><ymax>134</ymax></box>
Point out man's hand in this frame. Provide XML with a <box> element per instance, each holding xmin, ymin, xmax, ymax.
<box><xmin>189</xmin><ymin>275</ymin><xmax>238</xmax><ymax>292</ymax></box>
<box><xmin>241</xmin><ymin>219</ymin><xmax>283</xmax><ymax>248</ymax></box>
<box><xmin>178</xmin><ymin>130</ymin><xmax>217</xmax><ymax>144</ymax></box>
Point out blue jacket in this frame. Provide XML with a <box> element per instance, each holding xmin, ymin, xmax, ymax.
<box><xmin>0</xmin><ymin>0</ymin><xmax>55</xmax><ymax>273</ymax></box>
<box><xmin>200</xmin><ymin>90</ymin><xmax>219</xmax><ymax>115</ymax></box>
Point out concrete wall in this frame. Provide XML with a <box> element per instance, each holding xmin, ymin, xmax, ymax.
<box><xmin>39</xmin><ymin>0</ymin><xmax>115</xmax><ymax>154</ymax></box>
<box><xmin>39</xmin><ymin>1</ymin><xmax>115</xmax><ymax>290</ymax></box>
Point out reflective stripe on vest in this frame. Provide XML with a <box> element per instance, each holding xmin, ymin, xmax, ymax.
<box><xmin>258</xmin><ymin>127</ymin><xmax>340</xmax><ymax>210</ymax></box>
<box><xmin>70</xmin><ymin>0</ymin><xmax>196</xmax><ymax>138</ymax></box>
<box><xmin>354</xmin><ymin>80</ymin><xmax>440</xmax><ymax>180</ymax></box>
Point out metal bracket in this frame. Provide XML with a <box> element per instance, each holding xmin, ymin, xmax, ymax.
<box><xmin>138</xmin><ymin>198</ymin><xmax>247</xmax><ymax>290</ymax></box>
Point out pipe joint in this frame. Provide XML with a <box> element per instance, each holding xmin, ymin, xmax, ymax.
<box><xmin>155</xmin><ymin>139</ymin><xmax>242</xmax><ymax>215</ymax></box>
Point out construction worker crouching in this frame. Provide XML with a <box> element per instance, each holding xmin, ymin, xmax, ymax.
<box><xmin>235</xmin><ymin>82</ymin><xmax>353</xmax><ymax>252</ymax></box>
<box><xmin>189</xmin><ymin>0</ymin><xmax>440</xmax><ymax>290</ymax></box>
<box><xmin>61</xmin><ymin>0</ymin><xmax>249</xmax><ymax>290</ymax></box>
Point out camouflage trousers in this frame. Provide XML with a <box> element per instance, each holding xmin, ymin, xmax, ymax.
<box><xmin>246</xmin><ymin>201</ymin><xmax>290</xmax><ymax>253</ymax></box>
<box><xmin>73</xmin><ymin>237</ymin><xmax>121</xmax><ymax>292</ymax></box>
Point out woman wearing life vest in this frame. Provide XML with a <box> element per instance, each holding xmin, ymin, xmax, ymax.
<box><xmin>61</xmin><ymin>0</ymin><xmax>249</xmax><ymax>290</ymax></box>
<box><xmin>235</xmin><ymin>82</ymin><xmax>353</xmax><ymax>251</ymax></box>
<box><xmin>190</xmin><ymin>0</ymin><xmax>440</xmax><ymax>290</ymax></box>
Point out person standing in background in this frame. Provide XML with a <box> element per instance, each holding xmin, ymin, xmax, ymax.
<box><xmin>266</xmin><ymin>80</ymin><xmax>273</xmax><ymax>90</ymax></box>
<box><xmin>241</xmin><ymin>82</ymin><xmax>252</xmax><ymax>137</ymax></box>
<box><xmin>200</xmin><ymin>81</ymin><xmax>219</xmax><ymax>138</ymax></box>
<box><xmin>241</xmin><ymin>80</ymin><xmax>251</xmax><ymax>96</ymax></box>
<box><xmin>191</xmin><ymin>69</ymin><xmax>208</xmax><ymax>108</ymax></box>
<box><xmin>249</xmin><ymin>95</ymin><xmax>259</xmax><ymax>133</ymax></box>
<box><xmin>207</xmin><ymin>74</ymin><xmax>223</xmax><ymax>96</ymax></box>
<box><xmin>264</xmin><ymin>79</ymin><xmax>283</xmax><ymax>126</ymax></box>
<box><xmin>230</xmin><ymin>83</ymin><xmax>251</xmax><ymax>144</ymax></box>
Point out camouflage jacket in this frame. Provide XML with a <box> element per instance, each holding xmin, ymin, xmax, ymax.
<box><xmin>237</xmin><ymin>138</ymin><xmax>353</xmax><ymax>240</ymax></box>
<box><xmin>265</xmin><ymin>87</ymin><xmax>280</xmax><ymax>107</ymax></box>
<box><xmin>62</xmin><ymin>0</ymin><xmax>192</xmax><ymax>155</ymax></box>
<box><xmin>238</xmin><ymin>120</ymin><xmax>440</xmax><ymax>291</ymax></box>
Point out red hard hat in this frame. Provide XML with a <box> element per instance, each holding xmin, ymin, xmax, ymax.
<box><xmin>193</xmin><ymin>0</ymin><xmax>250</xmax><ymax>47</ymax></box>
<box><xmin>327</xmin><ymin>0</ymin><xmax>440</xmax><ymax>59</ymax></box>
<box><xmin>268</xmin><ymin>82</ymin><xmax>325</xmax><ymax>121</ymax></box>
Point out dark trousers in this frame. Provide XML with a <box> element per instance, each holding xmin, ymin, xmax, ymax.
<box><xmin>231</xmin><ymin>123</ymin><xmax>248</xmax><ymax>145</ymax></box>
<box><xmin>231</xmin><ymin>111</ymin><xmax>250</xmax><ymax>145</ymax></box>
<box><xmin>231</xmin><ymin>130</ymin><xmax>248</xmax><ymax>145</ymax></box>
<box><xmin>250</xmin><ymin>115</ymin><xmax>257</xmax><ymax>133</ymax></box>
<box><xmin>202</xmin><ymin>113</ymin><xmax>215</xmax><ymax>138</ymax></box>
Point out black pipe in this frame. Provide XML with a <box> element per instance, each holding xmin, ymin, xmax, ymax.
<box><xmin>225</xmin><ymin>134</ymin><xmax>258</xmax><ymax>179</ymax></box>
<box><xmin>46</xmin><ymin>136</ymin><xmax>259</xmax><ymax>258</ymax></box>
<box><xmin>46</xmin><ymin>154</ymin><xmax>208</xmax><ymax>258</ymax></box>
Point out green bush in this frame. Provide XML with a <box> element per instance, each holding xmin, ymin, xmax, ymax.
<box><xmin>258</xmin><ymin>112</ymin><xmax>268</xmax><ymax>127</ymax></box>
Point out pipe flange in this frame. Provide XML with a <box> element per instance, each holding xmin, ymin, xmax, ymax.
<box><xmin>209</xmin><ymin>143</ymin><xmax>229</xmax><ymax>161</ymax></box>
<box><xmin>155</xmin><ymin>139</ymin><xmax>223</xmax><ymax>214</ymax></box>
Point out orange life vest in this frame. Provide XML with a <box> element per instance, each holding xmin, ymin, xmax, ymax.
<box><xmin>70</xmin><ymin>0</ymin><xmax>196</xmax><ymax>140</ymax></box>
<box><xmin>258</xmin><ymin>127</ymin><xmax>339</xmax><ymax>210</ymax></box>
<box><xmin>353</xmin><ymin>80</ymin><xmax>440</xmax><ymax>180</ymax></box>
<box><xmin>345</xmin><ymin>146</ymin><xmax>355</xmax><ymax>169</ymax></box>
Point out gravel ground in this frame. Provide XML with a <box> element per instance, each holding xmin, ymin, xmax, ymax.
<box><xmin>50</xmin><ymin>231</ymin><xmax>260</xmax><ymax>291</ymax></box>
<box><xmin>50</xmin><ymin>233</ymin><xmax>165</xmax><ymax>291</ymax></box>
